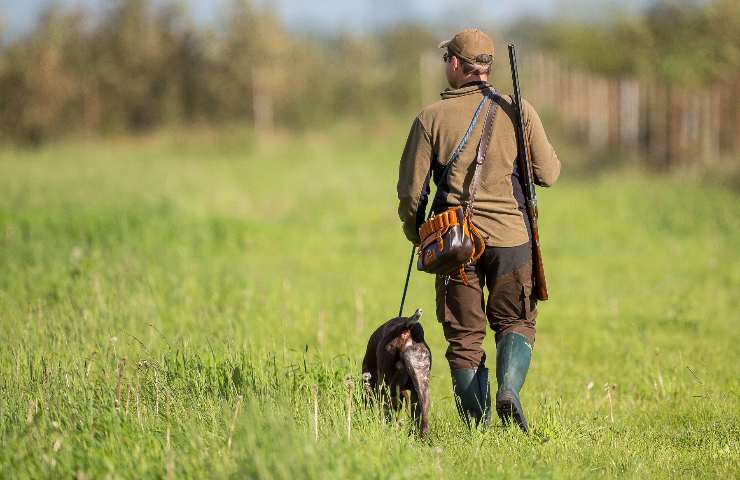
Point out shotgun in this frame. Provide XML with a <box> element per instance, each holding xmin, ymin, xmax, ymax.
<box><xmin>508</xmin><ymin>43</ymin><xmax>549</xmax><ymax>301</ymax></box>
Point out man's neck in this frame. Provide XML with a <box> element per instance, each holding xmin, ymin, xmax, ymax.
<box><xmin>455</xmin><ymin>75</ymin><xmax>488</xmax><ymax>89</ymax></box>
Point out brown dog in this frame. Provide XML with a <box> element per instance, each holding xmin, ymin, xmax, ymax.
<box><xmin>361</xmin><ymin>308</ymin><xmax>431</xmax><ymax>436</ymax></box>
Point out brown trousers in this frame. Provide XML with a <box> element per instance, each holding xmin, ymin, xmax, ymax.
<box><xmin>435</xmin><ymin>242</ymin><xmax>537</xmax><ymax>371</ymax></box>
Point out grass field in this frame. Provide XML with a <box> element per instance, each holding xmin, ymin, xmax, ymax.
<box><xmin>1</xmin><ymin>124</ymin><xmax>738</xmax><ymax>479</ymax></box>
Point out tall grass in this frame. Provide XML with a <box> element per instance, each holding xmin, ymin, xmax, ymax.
<box><xmin>0</xmin><ymin>125</ymin><xmax>738</xmax><ymax>478</ymax></box>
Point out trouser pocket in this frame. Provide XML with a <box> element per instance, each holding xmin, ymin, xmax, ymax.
<box><xmin>487</xmin><ymin>263</ymin><xmax>537</xmax><ymax>345</ymax></box>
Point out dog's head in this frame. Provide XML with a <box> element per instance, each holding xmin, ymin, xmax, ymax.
<box><xmin>384</xmin><ymin>308</ymin><xmax>424</xmax><ymax>354</ymax></box>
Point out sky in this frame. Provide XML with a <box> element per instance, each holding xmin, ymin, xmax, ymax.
<box><xmin>0</xmin><ymin>0</ymin><xmax>655</xmax><ymax>39</ymax></box>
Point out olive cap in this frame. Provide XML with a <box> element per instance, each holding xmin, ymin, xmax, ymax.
<box><xmin>438</xmin><ymin>28</ymin><xmax>494</xmax><ymax>65</ymax></box>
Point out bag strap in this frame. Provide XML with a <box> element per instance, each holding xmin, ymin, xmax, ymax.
<box><xmin>464</xmin><ymin>95</ymin><xmax>499</xmax><ymax>219</ymax></box>
<box><xmin>439</xmin><ymin>96</ymin><xmax>490</xmax><ymax>180</ymax></box>
<box><xmin>422</xmin><ymin>94</ymin><xmax>491</xmax><ymax>222</ymax></box>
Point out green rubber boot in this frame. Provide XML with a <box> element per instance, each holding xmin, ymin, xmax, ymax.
<box><xmin>495</xmin><ymin>333</ymin><xmax>532</xmax><ymax>433</ymax></box>
<box><xmin>451</xmin><ymin>366</ymin><xmax>492</xmax><ymax>430</ymax></box>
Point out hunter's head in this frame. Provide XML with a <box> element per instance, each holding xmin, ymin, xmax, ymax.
<box><xmin>439</xmin><ymin>28</ymin><xmax>494</xmax><ymax>89</ymax></box>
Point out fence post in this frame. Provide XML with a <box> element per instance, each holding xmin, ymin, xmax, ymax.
<box><xmin>419</xmin><ymin>51</ymin><xmax>440</xmax><ymax>108</ymax></box>
<box><xmin>619</xmin><ymin>78</ymin><xmax>640</xmax><ymax>153</ymax></box>
<box><xmin>587</xmin><ymin>74</ymin><xmax>609</xmax><ymax>151</ymax></box>
<box><xmin>252</xmin><ymin>66</ymin><xmax>274</xmax><ymax>136</ymax></box>
<box><xmin>701</xmin><ymin>87</ymin><xmax>721</xmax><ymax>166</ymax></box>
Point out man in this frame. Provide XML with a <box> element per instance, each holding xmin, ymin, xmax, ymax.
<box><xmin>396</xmin><ymin>29</ymin><xmax>560</xmax><ymax>432</ymax></box>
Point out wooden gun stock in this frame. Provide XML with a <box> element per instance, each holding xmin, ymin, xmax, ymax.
<box><xmin>528</xmin><ymin>205</ymin><xmax>549</xmax><ymax>301</ymax></box>
<box><xmin>508</xmin><ymin>43</ymin><xmax>549</xmax><ymax>301</ymax></box>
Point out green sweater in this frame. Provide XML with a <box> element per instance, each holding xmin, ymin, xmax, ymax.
<box><xmin>397</xmin><ymin>82</ymin><xmax>560</xmax><ymax>247</ymax></box>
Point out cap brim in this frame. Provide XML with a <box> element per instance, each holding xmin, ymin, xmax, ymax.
<box><xmin>438</xmin><ymin>39</ymin><xmax>451</xmax><ymax>49</ymax></box>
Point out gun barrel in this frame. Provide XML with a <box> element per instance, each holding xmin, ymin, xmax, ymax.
<box><xmin>508</xmin><ymin>44</ymin><xmax>536</xmax><ymax>203</ymax></box>
<box><xmin>507</xmin><ymin>43</ymin><xmax>549</xmax><ymax>301</ymax></box>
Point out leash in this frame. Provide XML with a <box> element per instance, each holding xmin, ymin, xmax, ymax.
<box><xmin>398</xmin><ymin>244</ymin><xmax>416</xmax><ymax>317</ymax></box>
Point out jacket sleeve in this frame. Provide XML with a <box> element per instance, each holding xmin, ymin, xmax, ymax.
<box><xmin>397</xmin><ymin>116</ymin><xmax>433</xmax><ymax>244</ymax></box>
<box><xmin>523</xmin><ymin>99</ymin><xmax>560</xmax><ymax>187</ymax></box>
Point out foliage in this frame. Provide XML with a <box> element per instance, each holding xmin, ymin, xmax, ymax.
<box><xmin>521</xmin><ymin>0</ymin><xmax>740</xmax><ymax>86</ymax></box>
<box><xmin>3</xmin><ymin>0</ymin><xmax>737</xmax><ymax>144</ymax></box>
<box><xmin>0</xmin><ymin>1</ymin><xmax>439</xmax><ymax>144</ymax></box>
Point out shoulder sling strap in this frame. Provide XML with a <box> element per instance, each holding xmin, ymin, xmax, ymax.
<box><xmin>464</xmin><ymin>94</ymin><xmax>499</xmax><ymax>219</ymax></box>
<box><xmin>421</xmin><ymin>91</ymin><xmax>499</xmax><ymax>222</ymax></box>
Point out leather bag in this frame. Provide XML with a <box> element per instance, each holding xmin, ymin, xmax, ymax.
<box><xmin>416</xmin><ymin>93</ymin><xmax>499</xmax><ymax>281</ymax></box>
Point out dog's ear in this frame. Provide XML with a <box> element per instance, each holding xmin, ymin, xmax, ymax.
<box><xmin>385</xmin><ymin>329</ymin><xmax>413</xmax><ymax>353</ymax></box>
<box><xmin>409</xmin><ymin>323</ymin><xmax>425</xmax><ymax>343</ymax></box>
<box><xmin>404</xmin><ymin>308</ymin><xmax>423</xmax><ymax>327</ymax></box>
